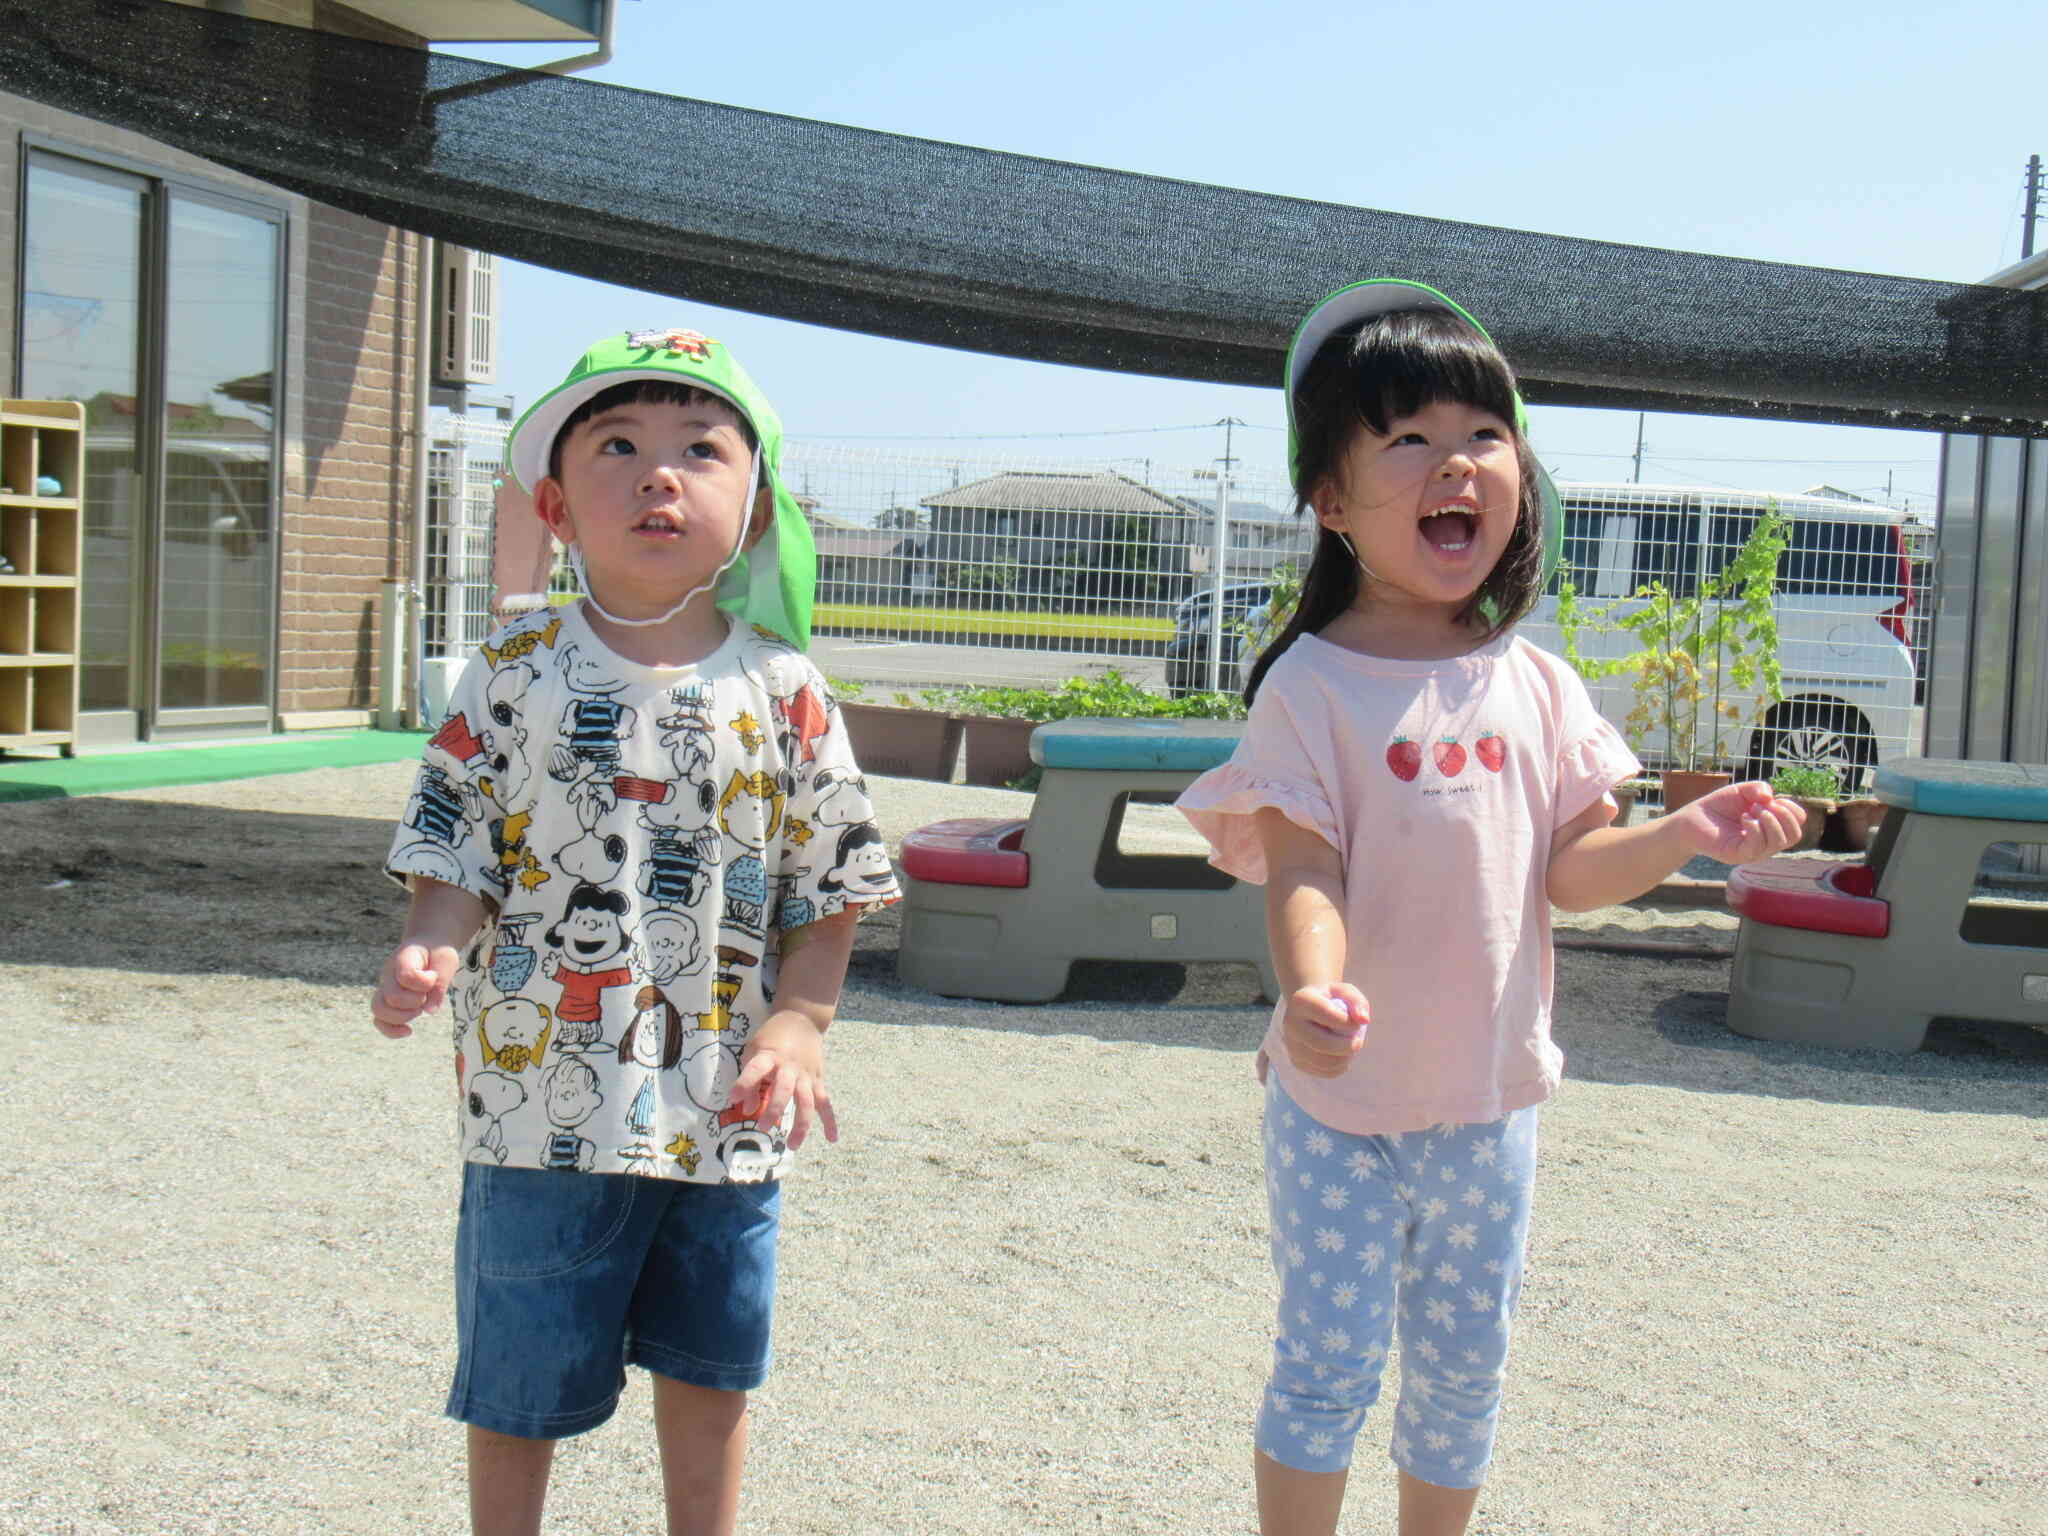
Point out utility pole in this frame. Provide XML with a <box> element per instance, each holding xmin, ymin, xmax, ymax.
<box><xmin>1631</xmin><ymin>413</ymin><xmax>1647</xmax><ymax>484</ymax></box>
<box><xmin>2025</xmin><ymin>154</ymin><xmax>2043</xmax><ymax>261</ymax></box>
<box><xmin>1207</xmin><ymin>417</ymin><xmax>1245</xmax><ymax>693</ymax></box>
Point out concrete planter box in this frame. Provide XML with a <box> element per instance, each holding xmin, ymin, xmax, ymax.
<box><xmin>838</xmin><ymin>702</ymin><xmax>961</xmax><ymax>781</ymax></box>
<box><xmin>957</xmin><ymin>714</ymin><xmax>1040</xmax><ymax>788</ymax></box>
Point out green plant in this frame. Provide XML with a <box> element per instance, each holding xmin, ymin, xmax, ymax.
<box><xmin>927</xmin><ymin>666</ymin><xmax>1245</xmax><ymax>722</ymax></box>
<box><xmin>1226</xmin><ymin>559</ymin><xmax>1302</xmax><ymax>662</ymax></box>
<box><xmin>825</xmin><ymin>674</ymin><xmax>869</xmax><ymax>703</ymax></box>
<box><xmin>1769</xmin><ymin>764</ymin><xmax>1842</xmax><ymax>800</ymax></box>
<box><xmin>1557</xmin><ymin>510</ymin><xmax>1790</xmax><ymax>771</ymax></box>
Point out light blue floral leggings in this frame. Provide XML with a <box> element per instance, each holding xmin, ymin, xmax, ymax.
<box><xmin>1256</xmin><ymin>1073</ymin><xmax>1539</xmax><ymax>1490</ymax></box>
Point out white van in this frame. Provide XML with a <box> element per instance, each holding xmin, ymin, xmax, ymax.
<box><xmin>1515</xmin><ymin>484</ymin><xmax>1921</xmax><ymax>788</ymax></box>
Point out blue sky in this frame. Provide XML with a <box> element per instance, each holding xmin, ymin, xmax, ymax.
<box><xmin>454</xmin><ymin>0</ymin><xmax>2046</xmax><ymax>515</ymax></box>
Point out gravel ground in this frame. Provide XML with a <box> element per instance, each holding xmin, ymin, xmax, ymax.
<box><xmin>2</xmin><ymin>763</ymin><xmax>2045</xmax><ymax>1535</ymax></box>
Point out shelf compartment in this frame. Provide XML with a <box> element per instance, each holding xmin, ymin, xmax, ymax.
<box><xmin>31</xmin><ymin>665</ymin><xmax>75</xmax><ymax>735</ymax></box>
<box><xmin>0</xmin><ymin>668</ymin><xmax>26</xmax><ymax>737</ymax></box>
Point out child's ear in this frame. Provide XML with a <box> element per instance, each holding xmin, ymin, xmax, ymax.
<box><xmin>742</xmin><ymin>484</ymin><xmax>775</xmax><ymax>550</ymax></box>
<box><xmin>1309</xmin><ymin>479</ymin><xmax>1347</xmax><ymax>533</ymax></box>
<box><xmin>533</xmin><ymin>476</ymin><xmax>575</xmax><ymax>544</ymax></box>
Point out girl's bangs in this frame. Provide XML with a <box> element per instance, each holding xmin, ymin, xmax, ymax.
<box><xmin>1345</xmin><ymin>313</ymin><xmax>1521</xmax><ymax>435</ymax></box>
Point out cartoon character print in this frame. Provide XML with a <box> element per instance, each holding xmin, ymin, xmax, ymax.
<box><xmin>682</xmin><ymin>1039</ymin><xmax>741</xmax><ymax>1122</ymax></box>
<box><xmin>537</xmin><ymin>1057</ymin><xmax>605</xmax><ymax>1171</ymax></box>
<box><xmin>716</xmin><ymin>1121</ymin><xmax>787</xmax><ymax>1185</ymax></box>
<box><xmin>477</xmin><ymin>997</ymin><xmax>555</xmax><ymax>1075</ymax></box>
<box><xmin>639</xmin><ymin>909</ymin><xmax>708</xmax><ymax>985</ymax></box>
<box><xmin>817</xmin><ymin>822</ymin><xmax>895</xmax><ymax>914</ymax></box>
<box><xmin>655</xmin><ymin>684</ymin><xmax>717</xmax><ymax>782</ymax></box>
<box><xmin>547</xmin><ymin>643</ymin><xmax>636</xmax><ymax>785</ymax></box>
<box><xmin>637</xmin><ymin>774</ymin><xmax>723</xmax><ymax>910</ymax></box>
<box><xmin>404</xmin><ymin>763</ymin><xmax>485</xmax><ymax>848</ymax></box>
<box><xmin>480</xmin><ymin>613</ymin><xmax>562</xmax><ymax>669</ymax></box>
<box><xmin>494</xmin><ymin>810</ymin><xmax>550</xmax><ymax>894</ymax></box>
<box><xmin>717</xmin><ymin>771</ymin><xmax>786</xmax><ymax>944</ymax></box>
<box><xmin>552</xmin><ymin>771</ymin><xmax>629</xmax><ymax>885</ymax></box>
<box><xmin>428</xmin><ymin>710</ymin><xmax>490</xmax><ymax>773</ymax></box>
<box><xmin>711</xmin><ymin>945</ymin><xmax>759</xmax><ymax>1034</ymax></box>
<box><xmin>487</xmin><ymin>910</ymin><xmax>545</xmax><ymax>995</ymax></box>
<box><xmin>481</xmin><ymin>658</ymin><xmax>540</xmax><ymax>808</ymax></box>
<box><xmin>617</xmin><ymin>984</ymin><xmax>688</xmax><ymax>1071</ymax></box>
<box><xmin>808</xmin><ymin>767</ymin><xmax>876</xmax><ymax>830</ymax></box>
<box><xmin>543</xmin><ymin>884</ymin><xmax>637</xmax><ymax>1043</ymax></box>
<box><xmin>769</xmin><ymin>679</ymin><xmax>832</xmax><ymax>791</ymax></box>
<box><xmin>465</xmin><ymin>1070</ymin><xmax>527</xmax><ymax>1164</ymax></box>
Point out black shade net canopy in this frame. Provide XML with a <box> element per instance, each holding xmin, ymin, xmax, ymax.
<box><xmin>9</xmin><ymin>0</ymin><xmax>2048</xmax><ymax>438</ymax></box>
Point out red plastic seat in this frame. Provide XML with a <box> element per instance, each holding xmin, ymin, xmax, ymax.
<box><xmin>899</xmin><ymin>817</ymin><xmax>1031</xmax><ymax>888</ymax></box>
<box><xmin>1725</xmin><ymin>856</ymin><xmax>1890</xmax><ymax>939</ymax></box>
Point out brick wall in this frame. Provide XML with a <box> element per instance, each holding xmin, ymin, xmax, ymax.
<box><xmin>280</xmin><ymin>209</ymin><xmax>419</xmax><ymax>716</ymax></box>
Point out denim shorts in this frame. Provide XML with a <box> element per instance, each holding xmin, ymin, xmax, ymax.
<box><xmin>447</xmin><ymin>1163</ymin><xmax>782</xmax><ymax>1440</ymax></box>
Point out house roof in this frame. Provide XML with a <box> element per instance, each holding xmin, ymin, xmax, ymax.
<box><xmin>811</xmin><ymin>528</ymin><xmax>909</xmax><ymax>559</ymax></box>
<box><xmin>921</xmin><ymin>470</ymin><xmax>1190</xmax><ymax>517</ymax></box>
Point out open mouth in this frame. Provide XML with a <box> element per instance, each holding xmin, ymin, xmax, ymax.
<box><xmin>634</xmin><ymin>509</ymin><xmax>685</xmax><ymax>535</ymax></box>
<box><xmin>1419</xmin><ymin>508</ymin><xmax>1478</xmax><ymax>553</ymax></box>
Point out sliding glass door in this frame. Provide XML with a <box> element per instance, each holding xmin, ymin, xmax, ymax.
<box><xmin>19</xmin><ymin>147</ymin><xmax>283</xmax><ymax>742</ymax></box>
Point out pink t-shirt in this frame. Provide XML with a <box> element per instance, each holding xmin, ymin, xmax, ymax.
<box><xmin>1178</xmin><ymin>631</ymin><xmax>1640</xmax><ymax>1135</ymax></box>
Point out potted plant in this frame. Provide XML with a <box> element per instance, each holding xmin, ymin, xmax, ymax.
<box><xmin>1768</xmin><ymin>764</ymin><xmax>1840</xmax><ymax>851</ymax></box>
<box><xmin>1823</xmin><ymin>793</ymin><xmax>1890</xmax><ymax>852</ymax></box>
<box><xmin>830</xmin><ymin>678</ymin><xmax>963</xmax><ymax>782</ymax></box>
<box><xmin>1558</xmin><ymin>511</ymin><xmax>1790</xmax><ymax>815</ymax></box>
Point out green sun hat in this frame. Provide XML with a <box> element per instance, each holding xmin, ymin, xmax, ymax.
<box><xmin>1282</xmin><ymin>279</ymin><xmax>1564</xmax><ymax>583</ymax></box>
<box><xmin>505</xmin><ymin>326</ymin><xmax>817</xmax><ymax>650</ymax></box>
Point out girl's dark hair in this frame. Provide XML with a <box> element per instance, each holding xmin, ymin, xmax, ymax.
<box><xmin>1243</xmin><ymin>308</ymin><xmax>1547</xmax><ymax>704</ymax></box>
<box><xmin>548</xmin><ymin>380</ymin><xmax>758</xmax><ymax>481</ymax></box>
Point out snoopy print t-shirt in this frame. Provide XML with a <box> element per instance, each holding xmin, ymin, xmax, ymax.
<box><xmin>1177</xmin><ymin>632</ymin><xmax>1640</xmax><ymax>1136</ymax></box>
<box><xmin>385</xmin><ymin>604</ymin><xmax>899</xmax><ymax>1184</ymax></box>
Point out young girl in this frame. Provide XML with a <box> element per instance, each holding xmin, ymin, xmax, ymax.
<box><xmin>1177</xmin><ymin>280</ymin><xmax>1805</xmax><ymax>1536</ymax></box>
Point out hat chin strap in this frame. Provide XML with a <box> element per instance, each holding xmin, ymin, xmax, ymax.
<box><xmin>1335</xmin><ymin>531</ymin><xmax>1384</xmax><ymax>584</ymax></box>
<box><xmin>571</xmin><ymin>453</ymin><xmax>762</xmax><ymax>630</ymax></box>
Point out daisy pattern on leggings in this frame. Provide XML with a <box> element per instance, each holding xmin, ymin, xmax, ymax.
<box><xmin>1254</xmin><ymin>1074</ymin><xmax>1538</xmax><ymax>1489</ymax></box>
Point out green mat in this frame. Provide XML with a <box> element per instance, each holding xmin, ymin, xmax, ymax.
<box><xmin>0</xmin><ymin>729</ymin><xmax>430</xmax><ymax>803</ymax></box>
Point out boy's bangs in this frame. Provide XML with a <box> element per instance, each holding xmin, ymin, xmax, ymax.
<box><xmin>1346</xmin><ymin>312</ymin><xmax>1521</xmax><ymax>436</ymax></box>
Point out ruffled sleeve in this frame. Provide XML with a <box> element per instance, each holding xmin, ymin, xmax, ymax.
<box><xmin>1176</xmin><ymin>668</ymin><xmax>1339</xmax><ymax>886</ymax></box>
<box><xmin>1553</xmin><ymin>684</ymin><xmax>1642</xmax><ymax>829</ymax></box>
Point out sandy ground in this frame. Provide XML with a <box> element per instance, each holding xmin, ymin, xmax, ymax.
<box><xmin>2</xmin><ymin>762</ymin><xmax>2044</xmax><ymax>1535</ymax></box>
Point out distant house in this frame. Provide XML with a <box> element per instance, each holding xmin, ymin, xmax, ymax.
<box><xmin>810</xmin><ymin>526</ymin><xmax>914</xmax><ymax>605</ymax></box>
<box><xmin>918</xmin><ymin>469</ymin><xmax>1194</xmax><ymax>609</ymax></box>
<box><xmin>1180</xmin><ymin>494</ymin><xmax>1307</xmax><ymax>581</ymax></box>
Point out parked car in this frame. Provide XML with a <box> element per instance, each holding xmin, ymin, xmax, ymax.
<box><xmin>1164</xmin><ymin>580</ymin><xmax>1270</xmax><ymax>697</ymax></box>
<box><xmin>1516</xmin><ymin>485</ymin><xmax>1921</xmax><ymax>788</ymax></box>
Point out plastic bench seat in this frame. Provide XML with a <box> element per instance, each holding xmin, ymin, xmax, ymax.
<box><xmin>1726</xmin><ymin>759</ymin><xmax>2048</xmax><ymax>1052</ymax></box>
<box><xmin>898</xmin><ymin>718</ymin><xmax>1277</xmax><ymax>1003</ymax></box>
<box><xmin>899</xmin><ymin>817</ymin><xmax>1030</xmax><ymax>888</ymax></box>
<box><xmin>1726</xmin><ymin>856</ymin><xmax>1890</xmax><ymax>938</ymax></box>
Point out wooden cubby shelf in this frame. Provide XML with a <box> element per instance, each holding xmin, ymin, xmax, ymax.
<box><xmin>0</xmin><ymin>400</ymin><xmax>84</xmax><ymax>756</ymax></box>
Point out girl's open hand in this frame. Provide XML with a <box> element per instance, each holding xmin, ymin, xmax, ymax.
<box><xmin>1675</xmin><ymin>780</ymin><xmax>1806</xmax><ymax>865</ymax></box>
<box><xmin>1281</xmin><ymin>981</ymin><xmax>1370</xmax><ymax>1078</ymax></box>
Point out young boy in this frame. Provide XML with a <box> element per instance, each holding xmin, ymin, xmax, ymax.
<box><xmin>371</xmin><ymin>326</ymin><xmax>899</xmax><ymax>1536</ymax></box>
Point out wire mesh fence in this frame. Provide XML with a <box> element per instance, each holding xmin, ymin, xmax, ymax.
<box><xmin>425</xmin><ymin>432</ymin><xmax>1934</xmax><ymax>779</ymax></box>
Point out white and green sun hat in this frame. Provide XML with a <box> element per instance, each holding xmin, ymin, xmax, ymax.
<box><xmin>1283</xmin><ymin>279</ymin><xmax>1563</xmax><ymax>576</ymax></box>
<box><xmin>506</xmin><ymin>326</ymin><xmax>817</xmax><ymax>650</ymax></box>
